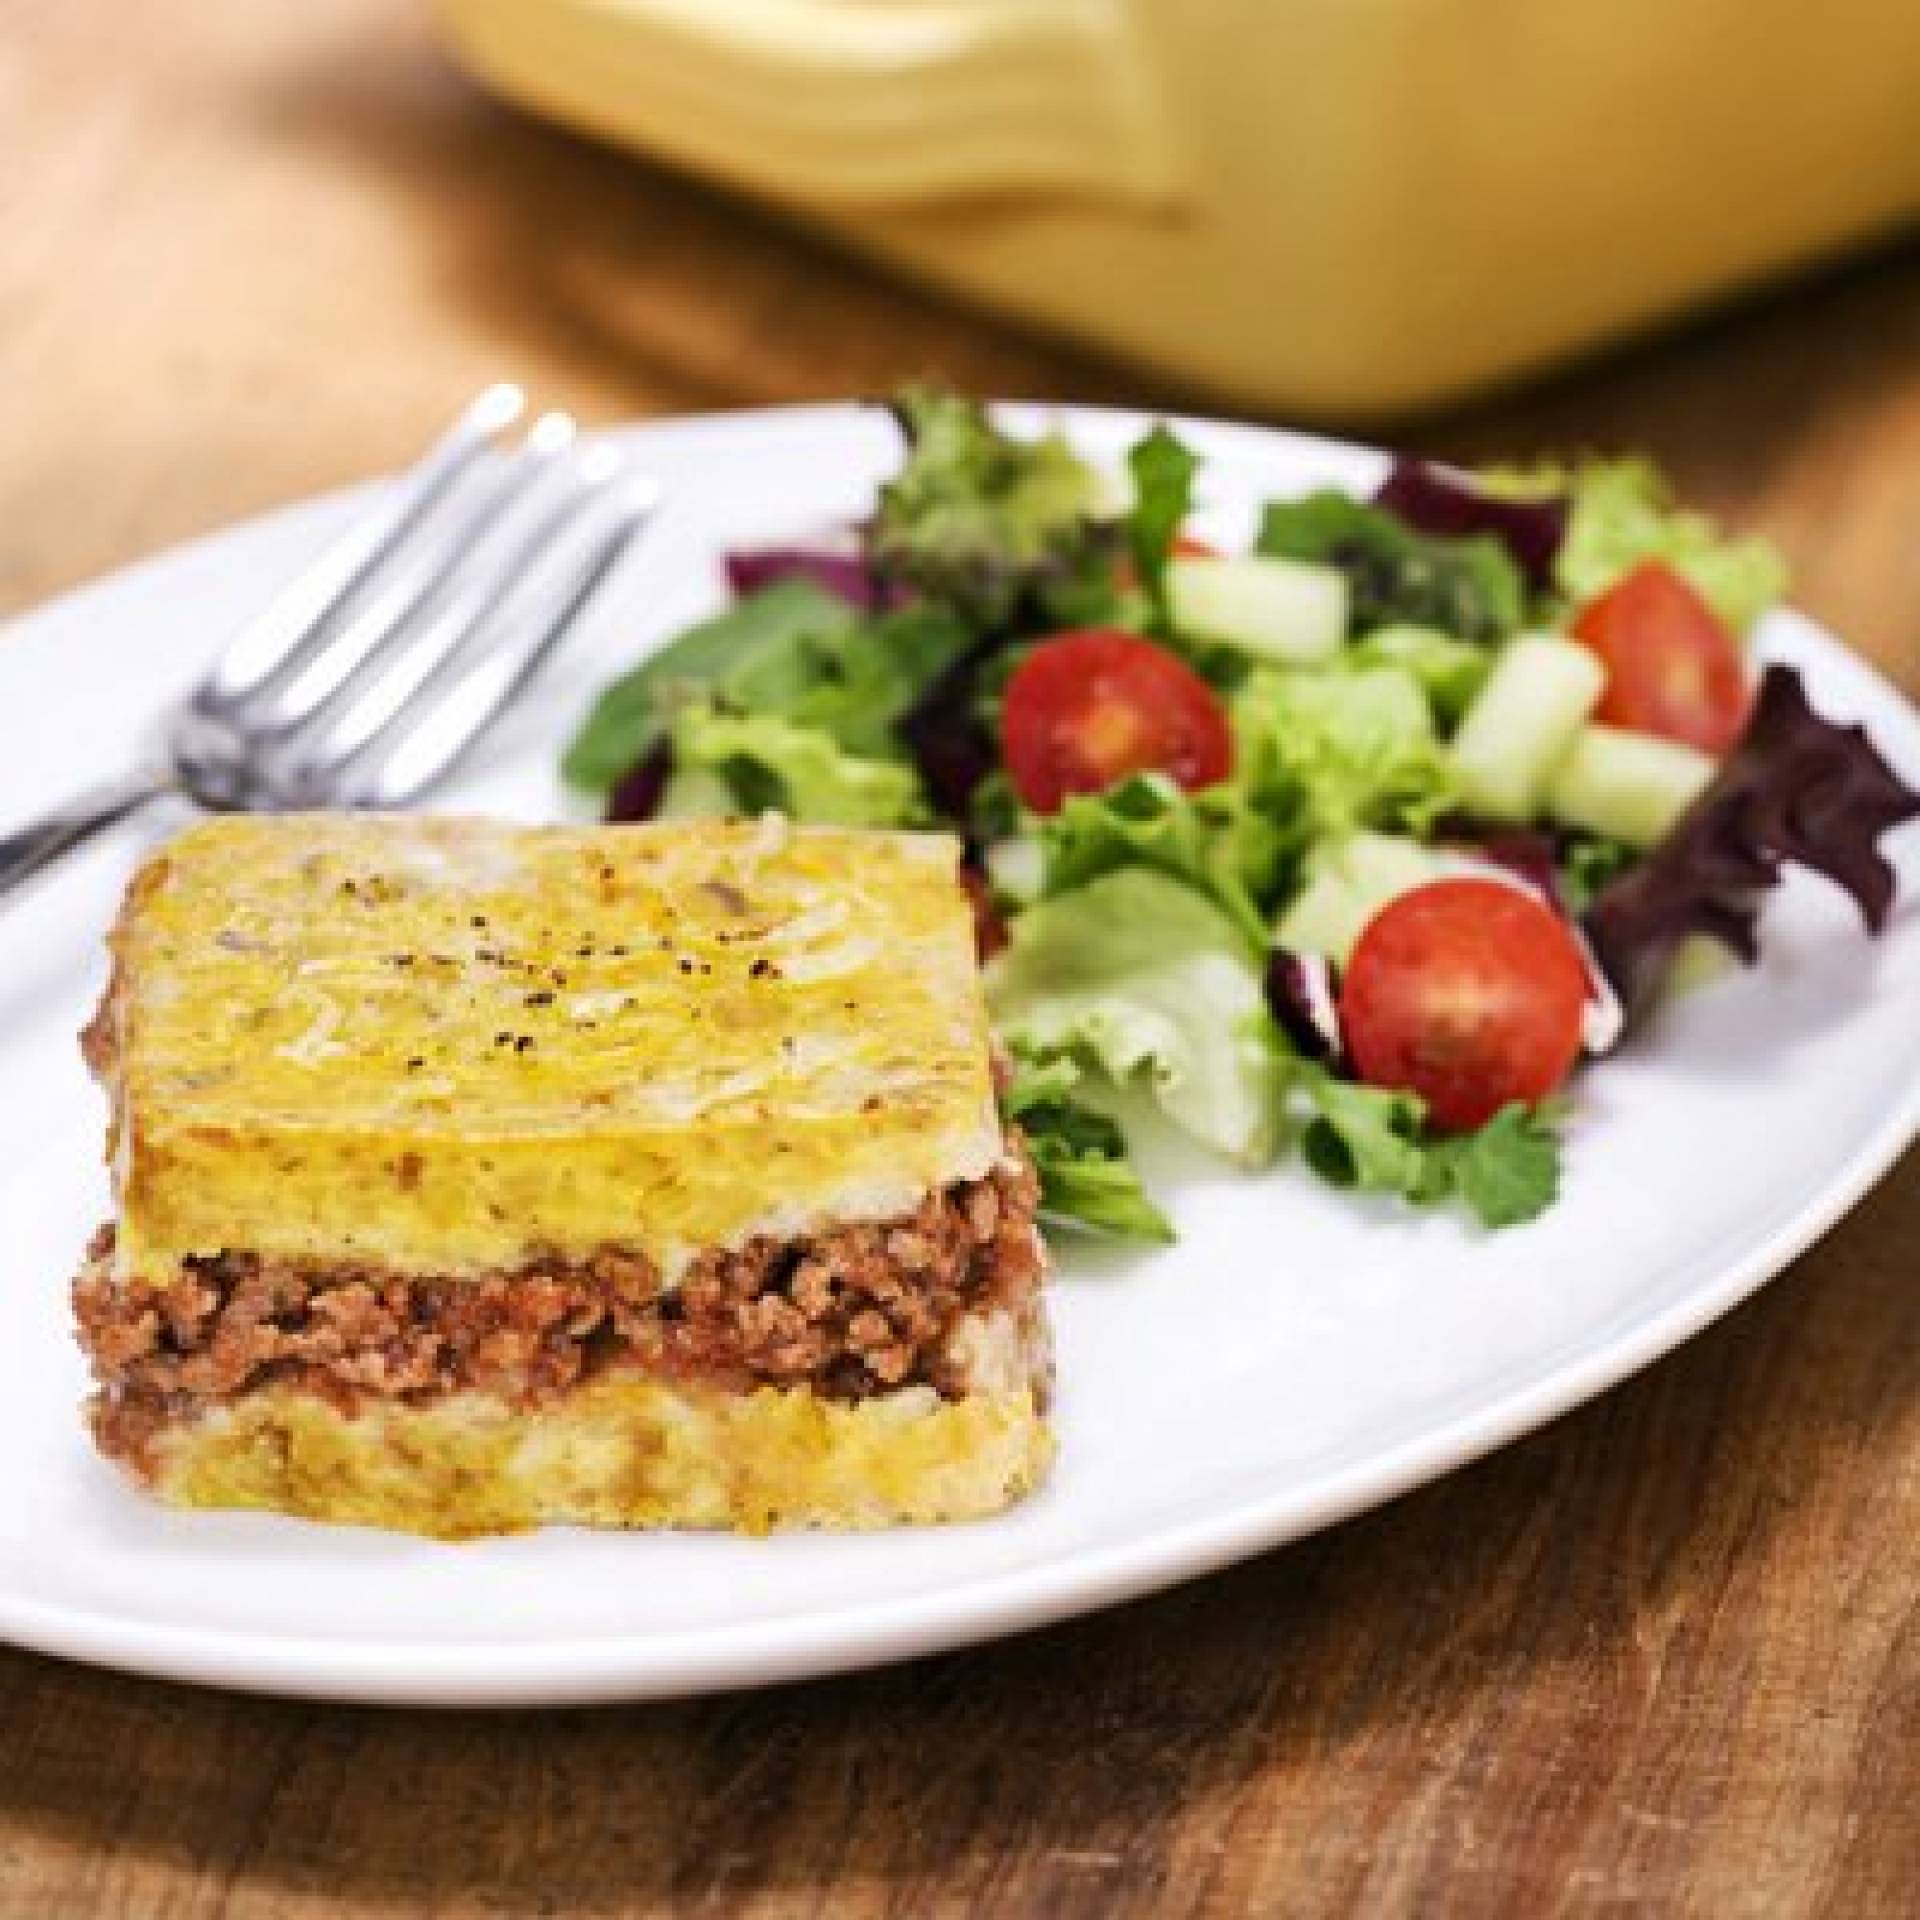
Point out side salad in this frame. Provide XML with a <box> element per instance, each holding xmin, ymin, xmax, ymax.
<box><xmin>564</xmin><ymin>390</ymin><xmax>1918</xmax><ymax>1238</ymax></box>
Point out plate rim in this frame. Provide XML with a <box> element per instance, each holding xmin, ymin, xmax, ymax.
<box><xmin>1</xmin><ymin>398</ymin><xmax>1915</xmax><ymax>1707</ymax></box>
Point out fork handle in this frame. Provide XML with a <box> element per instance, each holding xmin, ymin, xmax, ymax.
<box><xmin>0</xmin><ymin>772</ymin><xmax>176</xmax><ymax>906</ymax></box>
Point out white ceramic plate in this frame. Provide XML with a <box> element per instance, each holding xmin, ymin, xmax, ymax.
<box><xmin>0</xmin><ymin>405</ymin><xmax>1915</xmax><ymax>1708</ymax></box>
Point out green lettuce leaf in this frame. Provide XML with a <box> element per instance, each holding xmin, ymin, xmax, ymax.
<box><xmin>1003</xmin><ymin>1048</ymin><xmax>1173</xmax><ymax>1243</ymax></box>
<box><xmin>868</xmin><ymin>387</ymin><xmax>1116</xmax><ymax>629</ymax></box>
<box><xmin>1035</xmin><ymin>773</ymin><xmax>1283</xmax><ymax>954</ymax></box>
<box><xmin>1257</xmin><ymin>491</ymin><xmax>1526</xmax><ymax>642</ymax></box>
<box><xmin>561</xmin><ymin>581</ymin><xmax>969</xmax><ymax>793</ymax></box>
<box><xmin>1346</xmin><ymin>625</ymin><xmax>1492</xmax><ymax>727</ymax></box>
<box><xmin>1125</xmin><ymin>423</ymin><xmax>1199</xmax><ymax>630</ymax></box>
<box><xmin>667</xmin><ymin>703</ymin><xmax>925</xmax><ymax>828</ymax></box>
<box><xmin>1297</xmin><ymin>1069</ymin><xmax>1563</xmax><ymax>1229</ymax></box>
<box><xmin>988</xmin><ymin>869</ymin><xmax>1286</xmax><ymax>1165</ymax></box>
<box><xmin>1236</xmin><ymin>663</ymin><xmax>1458</xmax><ymax>845</ymax></box>
<box><xmin>563</xmin><ymin>580</ymin><xmax>851</xmax><ymax>791</ymax></box>
<box><xmin>1297</xmin><ymin>1073</ymin><xmax>1429</xmax><ymax>1196</ymax></box>
<box><xmin>1552</xmin><ymin>457</ymin><xmax>1788</xmax><ymax>636</ymax></box>
<box><xmin>723</xmin><ymin>602</ymin><xmax>972</xmax><ymax>760</ymax></box>
<box><xmin>1433</xmin><ymin>1104</ymin><xmax>1565</xmax><ymax>1228</ymax></box>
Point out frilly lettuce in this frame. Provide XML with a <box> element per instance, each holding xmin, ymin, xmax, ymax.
<box><xmin>1257</xmin><ymin>490</ymin><xmax>1526</xmax><ymax>642</ymax></box>
<box><xmin>1297</xmin><ymin>1070</ymin><xmax>1564</xmax><ymax>1229</ymax></box>
<box><xmin>1003</xmin><ymin>1047</ymin><xmax>1173</xmax><ymax>1243</ymax></box>
<box><xmin>564</xmin><ymin>580</ymin><xmax>847</xmax><ymax>792</ymax></box>
<box><xmin>867</xmin><ymin>388</ymin><xmax>1116</xmax><ymax>629</ymax></box>
<box><xmin>1584</xmin><ymin>662</ymin><xmax>1920</xmax><ymax>1020</ymax></box>
<box><xmin>1125</xmin><ymin>423</ymin><xmax>1200</xmax><ymax>631</ymax></box>
<box><xmin>988</xmin><ymin>869</ymin><xmax>1286</xmax><ymax>1166</ymax></box>
<box><xmin>724</xmin><ymin>602</ymin><xmax>969</xmax><ymax>760</ymax></box>
<box><xmin>1236</xmin><ymin>663</ymin><xmax>1458</xmax><ymax>844</ymax></box>
<box><xmin>1035</xmin><ymin>772</ymin><xmax>1283</xmax><ymax>953</ymax></box>
<box><xmin>1551</xmin><ymin>457</ymin><xmax>1787</xmax><ymax>636</ymax></box>
<box><xmin>562</xmin><ymin>580</ymin><xmax>968</xmax><ymax>793</ymax></box>
<box><xmin>1346</xmin><ymin>625</ymin><xmax>1491</xmax><ymax>726</ymax></box>
<box><xmin>666</xmin><ymin>703</ymin><xmax>925</xmax><ymax>828</ymax></box>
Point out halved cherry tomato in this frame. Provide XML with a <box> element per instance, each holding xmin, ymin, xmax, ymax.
<box><xmin>1340</xmin><ymin>880</ymin><xmax>1587</xmax><ymax>1133</ymax></box>
<box><xmin>1573</xmin><ymin>560</ymin><xmax>1749</xmax><ymax>756</ymax></box>
<box><xmin>1002</xmin><ymin>629</ymin><xmax>1233</xmax><ymax>814</ymax></box>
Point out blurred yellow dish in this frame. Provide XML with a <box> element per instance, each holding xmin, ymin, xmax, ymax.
<box><xmin>436</xmin><ymin>0</ymin><xmax>1920</xmax><ymax>415</ymax></box>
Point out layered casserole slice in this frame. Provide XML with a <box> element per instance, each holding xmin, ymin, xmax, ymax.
<box><xmin>74</xmin><ymin>814</ymin><xmax>1051</xmax><ymax>1536</ymax></box>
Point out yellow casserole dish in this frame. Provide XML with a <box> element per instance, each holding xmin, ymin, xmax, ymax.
<box><xmin>435</xmin><ymin>0</ymin><xmax>1920</xmax><ymax>415</ymax></box>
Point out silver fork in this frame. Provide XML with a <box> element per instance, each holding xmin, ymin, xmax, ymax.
<box><xmin>0</xmin><ymin>385</ymin><xmax>657</xmax><ymax>904</ymax></box>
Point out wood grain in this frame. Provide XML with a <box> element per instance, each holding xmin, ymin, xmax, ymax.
<box><xmin>0</xmin><ymin>5</ymin><xmax>1915</xmax><ymax>1915</ymax></box>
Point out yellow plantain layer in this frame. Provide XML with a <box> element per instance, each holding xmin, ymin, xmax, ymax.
<box><xmin>93</xmin><ymin>814</ymin><xmax>1003</xmax><ymax>1283</ymax></box>
<box><xmin>142</xmin><ymin>1376</ymin><xmax>1054</xmax><ymax>1539</ymax></box>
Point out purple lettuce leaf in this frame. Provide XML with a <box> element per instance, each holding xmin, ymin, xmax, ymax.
<box><xmin>1265</xmin><ymin>948</ymin><xmax>1342</xmax><ymax>1062</ymax></box>
<box><xmin>1443</xmin><ymin>823</ymin><xmax>1566</xmax><ymax>911</ymax></box>
<box><xmin>1375</xmin><ymin>459</ymin><xmax>1569</xmax><ymax>593</ymax></box>
<box><xmin>1584</xmin><ymin>663</ymin><xmax>1920</xmax><ymax>1019</ymax></box>
<box><xmin>896</xmin><ymin>639</ymin><xmax>1001</xmax><ymax>820</ymax></box>
<box><xmin>606</xmin><ymin>739</ymin><xmax>674</xmax><ymax>822</ymax></box>
<box><xmin>723</xmin><ymin>545</ymin><xmax>889</xmax><ymax>610</ymax></box>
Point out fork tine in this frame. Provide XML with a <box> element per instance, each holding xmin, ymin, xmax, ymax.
<box><xmin>353</xmin><ymin>477</ymin><xmax>658</xmax><ymax>809</ymax></box>
<box><xmin>252</xmin><ymin>412</ymin><xmax>578</xmax><ymax>736</ymax></box>
<box><xmin>198</xmin><ymin>383</ymin><xmax>524</xmax><ymax>710</ymax></box>
<box><xmin>286</xmin><ymin>442</ymin><xmax>621</xmax><ymax>782</ymax></box>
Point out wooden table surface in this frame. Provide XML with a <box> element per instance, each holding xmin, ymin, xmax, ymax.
<box><xmin>3</xmin><ymin>7</ymin><xmax>1916</xmax><ymax>1915</ymax></box>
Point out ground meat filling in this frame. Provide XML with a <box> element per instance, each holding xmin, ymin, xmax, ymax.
<box><xmin>76</xmin><ymin>1156</ymin><xmax>1045</xmax><ymax>1470</ymax></box>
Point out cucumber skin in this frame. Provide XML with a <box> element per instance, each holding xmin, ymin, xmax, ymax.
<box><xmin>1168</xmin><ymin>555</ymin><xmax>1348</xmax><ymax>663</ymax></box>
<box><xmin>1449</xmin><ymin>634</ymin><xmax>1608</xmax><ymax>821</ymax></box>
<box><xmin>1548</xmin><ymin>726</ymin><xmax>1715</xmax><ymax>848</ymax></box>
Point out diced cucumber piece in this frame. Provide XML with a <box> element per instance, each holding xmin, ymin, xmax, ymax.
<box><xmin>1168</xmin><ymin>555</ymin><xmax>1348</xmax><ymax>663</ymax></box>
<box><xmin>1276</xmin><ymin>831</ymin><xmax>1478</xmax><ymax>964</ymax></box>
<box><xmin>1449</xmin><ymin>634</ymin><xmax>1607</xmax><ymax>820</ymax></box>
<box><xmin>1547</xmin><ymin>725</ymin><xmax>1715</xmax><ymax>848</ymax></box>
<box><xmin>984</xmin><ymin>834</ymin><xmax>1045</xmax><ymax>905</ymax></box>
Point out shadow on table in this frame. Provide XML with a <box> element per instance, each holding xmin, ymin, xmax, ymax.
<box><xmin>4</xmin><ymin>1150</ymin><xmax>1914</xmax><ymax>1913</ymax></box>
